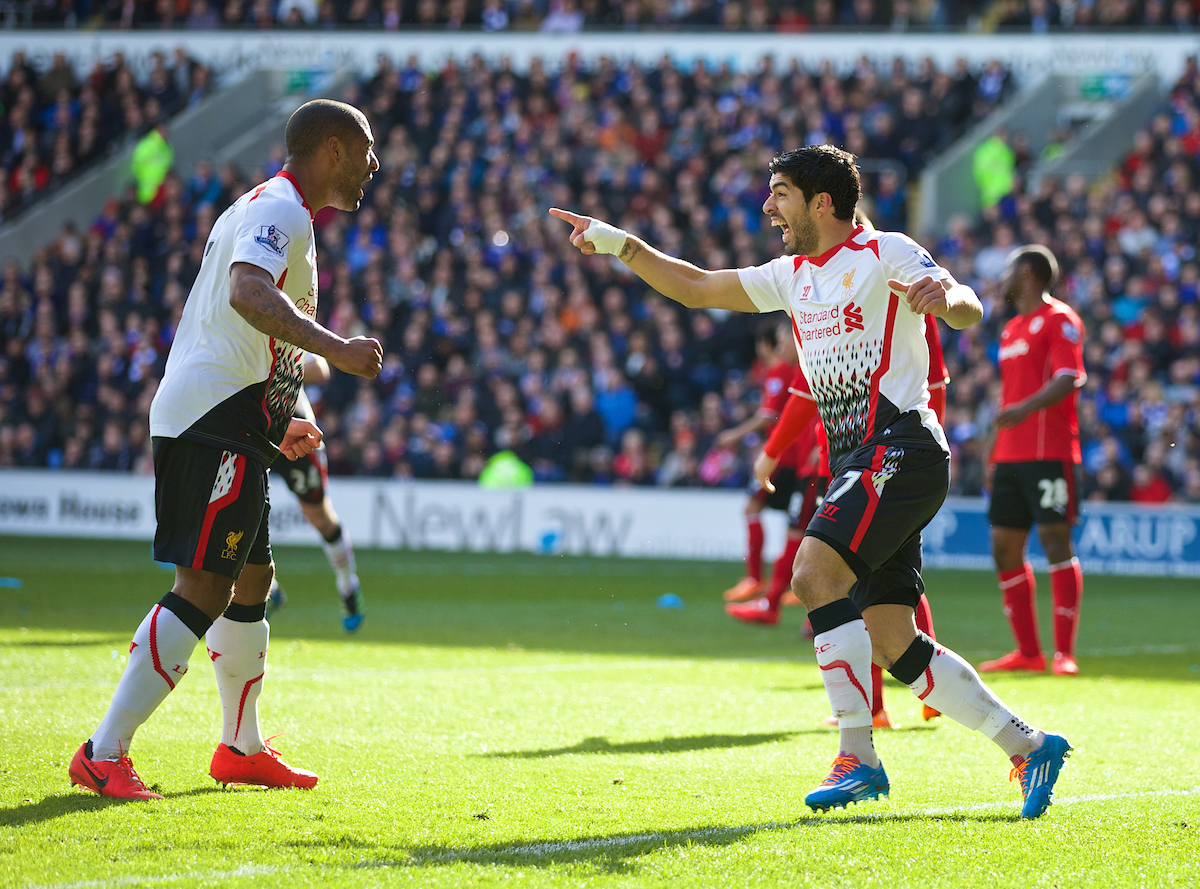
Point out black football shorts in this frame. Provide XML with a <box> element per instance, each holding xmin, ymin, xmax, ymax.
<box><xmin>152</xmin><ymin>437</ymin><xmax>272</xmax><ymax>578</ymax></box>
<box><xmin>272</xmin><ymin>444</ymin><xmax>328</xmax><ymax>505</ymax></box>
<box><xmin>805</xmin><ymin>441</ymin><xmax>949</xmax><ymax>611</ymax></box>
<box><xmin>989</xmin><ymin>460</ymin><xmax>1081</xmax><ymax>529</ymax></box>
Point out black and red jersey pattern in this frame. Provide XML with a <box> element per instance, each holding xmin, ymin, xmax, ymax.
<box><xmin>803</xmin><ymin>337</ymin><xmax>888</xmax><ymax>459</ymax></box>
<box><xmin>263</xmin><ymin>337</ymin><xmax>305</xmax><ymax>436</ymax></box>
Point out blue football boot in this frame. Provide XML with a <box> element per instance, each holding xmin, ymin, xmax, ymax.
<box><xmin>1012</xmin><ymin>732</ymin><xmax>1072</xmax><ymax>818</ymax></box>
<box><xmin>805</xmin><ymin>754</ymin><xmax>890</xmax><ymax>812</ymax></box>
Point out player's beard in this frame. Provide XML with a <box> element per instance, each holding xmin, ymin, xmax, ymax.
<box><xmin>786</xmin><ymin>209</ymin><xmax>819</xmax><ymax>256</ymax></box>
<box><xmin>332</xmin><ymin>160</ymin><xmax>366</xmax><ymax>211</ymax></box>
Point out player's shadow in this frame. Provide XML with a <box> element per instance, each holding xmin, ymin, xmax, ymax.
<box><xmin>367</xmin><ymin>810</ymin><xmax>1023</xmax><ymax>873</ymax></box>
<box><xmin>0</xmin><ymin>786</ymin><xmax>225</xmax><ymax>827</ymax></box>
<box><xmin>481</xmin><ymin>730</ymin><xmax>827</xmax><ymax>759</ymax></box>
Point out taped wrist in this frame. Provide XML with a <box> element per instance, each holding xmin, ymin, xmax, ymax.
<box><xmin>583</xmin><ymin>219</ymin><xmax>629</xmax><ymax>255</ymax></box>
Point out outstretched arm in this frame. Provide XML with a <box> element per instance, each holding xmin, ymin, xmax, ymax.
<box><xmin>549</xmin><ymin>208</ymin><xmax>760</xmax><ymax>313</ymax></box>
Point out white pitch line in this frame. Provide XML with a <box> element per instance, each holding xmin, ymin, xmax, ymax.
<box><xmin>22</xmin><ymin>787</ymin><xmax>1200</xmax><ymax>889</ymax></box>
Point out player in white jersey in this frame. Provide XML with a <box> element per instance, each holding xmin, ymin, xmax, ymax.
<box><xmin>70</xmin><ymin>99</ymin><xmax>383</xmax><ymax>801</ymax></box>
<box><xmin>550</xmin><ymin>144</ymin><xmax>1070</xmax><ymax>818</ymax></box>
<box><xmin>267</xmin><ymin>355</ymin><xmax>365</xmax><ymax>632</ymax></box>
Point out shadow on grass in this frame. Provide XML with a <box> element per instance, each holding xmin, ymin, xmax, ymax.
<box><xmin>360</xmin><ymin>810</ymin><xmax>1023</xmax><ymax>873</ymax></box>
<box><xmin>481</xmin><ymin>730</ymin><xmax>831</xmax><ymax>758</ymax></box>
<box><xmin>0</xmin><ymin>785</ymin><xmax>227</xmax><ymax>828</ymax></box>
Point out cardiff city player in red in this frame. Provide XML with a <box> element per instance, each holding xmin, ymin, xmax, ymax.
<box><xmin>981</xmin><ymin>245</ymin><xmax>1086</xmax><ymax>676</ymax></box>
<box><xmin>720</xmin><ymin>322</ymin><xmax>803</xmax><ymax>604</ymax></box>
<box><xmin>69</xmin><ymin>100</ymin><xmax>382</xmax><ymax>801</ymax></box>
<box><xmin>550</xmin><ymin>145</ymin><xmax>1070</xmax><ymax>818</ymax></box>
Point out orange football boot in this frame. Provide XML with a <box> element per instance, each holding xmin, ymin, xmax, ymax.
<box><xmin>723</xmin><ymin>577</ymin><xmax>766</xmax><ymax>602</ymax></box>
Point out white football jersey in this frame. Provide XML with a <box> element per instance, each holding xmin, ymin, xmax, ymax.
<box><xmin>738</xmin><ymin>225</ymin><xmax>950</xmax><ymax>466</ymax></box>
<box><xmin>149</xmin><ymin>172</ymin><xmax>318</xmax><ymax>464</ymax></box>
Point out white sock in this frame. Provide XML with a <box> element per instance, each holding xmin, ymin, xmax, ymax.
<box><xmin>813</xmin><ymin>617</ymin><xmax>878</xmax><ymax>768</ymax></box>
<box><xmin>321</xmin><ymin>526</ymin><xmax>358</xmax><ymax>596</ymax></box>
<box><xmin>91</xmin><ymin>601</ymin><xmax>204</xmax><ymax>761</ymax></box>
<box><xmin>207</xmin><ymin>615</ymin><xmax>269</xmax><ymax>755</ymax></box>
<box><xmin>903</xmin><ymin>639</ymin><xmax>1044</xmax><ymax>759</ymax></box>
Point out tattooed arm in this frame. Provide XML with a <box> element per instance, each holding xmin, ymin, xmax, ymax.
<box><xmin>228</xmin><ymin>262</ymin><xmax>383</xmax><ymax>379</ymax></box>
<box><xmin>548</xmin><ymin>209</ymin><xmax>759</xmax><ymax>313</ymax></box>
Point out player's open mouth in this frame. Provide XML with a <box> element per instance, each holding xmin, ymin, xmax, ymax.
<box><xmin>772</xmin><ymin>218</ymin><xmax>790</xmax><ymax>239</ymax></box>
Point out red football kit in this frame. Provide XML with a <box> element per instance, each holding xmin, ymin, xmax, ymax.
<box><xmin>993</xmin><ymin>298</ymin><xmax>1086</xmax><ymax>464</ymax></box>
<box><xmin>757</xmin><ymin>360</ymin><xmax>803</xmax><ymax>469</ymax></box>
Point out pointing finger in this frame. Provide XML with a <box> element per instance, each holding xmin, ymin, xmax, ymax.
<box><xmin>549</xmin><ymin>208</ymin><xmax>586</xmax><ymax>226</ymax></box>
<box><xmin>887</xmin><ymin>278</ymin><xmax>912</xmax><ymax>296</ymax></box>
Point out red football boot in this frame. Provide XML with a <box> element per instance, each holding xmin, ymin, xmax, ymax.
<box><xmin>210</xmin><ymin>741</ymin><xmax>318</xmax><ymax>789</ymax></box>
<box><xmin>69</xmin><ymin>742</ymin><xmax>163</xmax><ymax>801</ymax></box>
<box><xmin>725</xmin><ymin>597</ymin><xmax>779</xmax><ymax>625</ymax></box>
<box><xmin>922</xmin><ymin>704</ymin><xmax>942</xmax><ymax>721</ymax></box>
<box><xmin>978</xmin><ymin>650</ymin><xmax>1047</xmax><ymax>673</ymax></box>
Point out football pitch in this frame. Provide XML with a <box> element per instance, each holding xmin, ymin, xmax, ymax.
<box><xmin>1</xmin><ymin>537</ymin><xmax>1198</xmax><ymax>889</ymax></box>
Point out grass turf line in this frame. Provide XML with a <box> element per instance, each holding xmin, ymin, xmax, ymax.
<box><xmin>1</xmin><ymin>537</ymin><xmax>1198</xmax><ymax>889</ymax></box>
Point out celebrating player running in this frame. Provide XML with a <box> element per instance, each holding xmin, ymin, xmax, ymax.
<box><xmin>550</xmin><ymin>144</ymin><xmax>1071</xmax><ymax>818</ymax></box>
<box><xmin>70</xmin><ymin>100</ymin><xmax>382</xmax><ymax>800</ymax></box>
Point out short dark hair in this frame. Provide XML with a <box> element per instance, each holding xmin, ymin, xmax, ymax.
<box><xmin>1012</xmin><ymin>244</ymin><xmax>1059</xmax><ymax>289</ymax></box>
<box><xmin>768</xmin><ymin>145</ymin><xmax>862</xmax><ymax>221</ymax></box>
<box><xmin>285</xmin><ymin>99</ymin><xmax>367</xmax><ymax>161</ymax></box>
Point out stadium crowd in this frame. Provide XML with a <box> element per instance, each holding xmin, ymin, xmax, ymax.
<box><xmin>22</xmin><ymin>0</ymin><xmax>1198</xmax><ymax>31</ymax></box>
<box><xmin>0</xmin><ymin>49</ymin><xmax>1198</xmax><ymax>504</ymax></box>
<box><xmin>0</xmin><ymin>49</ymin><xmax>212</xmax><ymax>222</ymax></box>
<box><xmin>34</xmin><ymin>0</ymin><xmax>1152</xmax><ymax>31</ymax></box>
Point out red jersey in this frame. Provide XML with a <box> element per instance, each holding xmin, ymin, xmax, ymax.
<box><xmin>785</xmin><ymin>366</ymin><xmax>830</xmax><ymax>478</ymax></box>
<box><xmin>993</xmin><ymin>297</ymin><xmax>1086</xmax><ymax>464</ymax></box>
<box><xmin>758</xmin><ymin>360</ymin><xmax>802</xmax><ymax>468</ymax></box>
<box><xmin>925</xmin><ymin>315</ymin><xmax>949</xmax><ymax>390</ymax></box>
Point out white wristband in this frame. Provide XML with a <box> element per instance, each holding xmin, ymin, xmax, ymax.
<box><xmin>582</xmin><ymin>219</ymin><xmax>629</xmax><ymax>256</ymax></box>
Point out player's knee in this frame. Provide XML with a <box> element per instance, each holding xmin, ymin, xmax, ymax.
<box><xmin>1038</xmin><ymin>527</ymin><xmax>1074</xmax><ymax>564</ymax></box>
<box><xmin>790</xmin><ymin>560</ymin><xmax>831</xmax><ymax>610</ymax></box>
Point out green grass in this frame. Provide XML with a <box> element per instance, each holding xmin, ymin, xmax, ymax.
<box><xmin>0</xmin><ymin>537</ymin><xmax>1198</xmax><ymax>889</ymax></box>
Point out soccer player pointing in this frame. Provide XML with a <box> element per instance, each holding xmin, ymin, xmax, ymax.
<box><xmin>70</xmin><ymin>100</ymin><xmax>382</xmax><ymax>800</ymax></box>
<box><xmin>551</xmin><ymin>145</ymin><xmax>1071</xmax><ymax>818</ymax></box>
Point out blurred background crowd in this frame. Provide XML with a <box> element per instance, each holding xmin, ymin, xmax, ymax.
<box><xmin>17</xmin><ymin>0</ymin><xmax>1200</xmax><ymax>32</ymax></box>
<box><xmin>2</xmin><ymin>45</ymin><xmax>1200</xmax><ymax>505</ymax></box>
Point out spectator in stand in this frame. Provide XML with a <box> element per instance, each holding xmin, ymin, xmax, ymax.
<box><xmin>0</xmin><ymin>50</ymin><xmax>210</xmax><ymax>221</ymax></box>
<box><xmin>32</xmin><ymin>0</ymin><xmax>1002</xmax><ymax>29</ymax></box>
